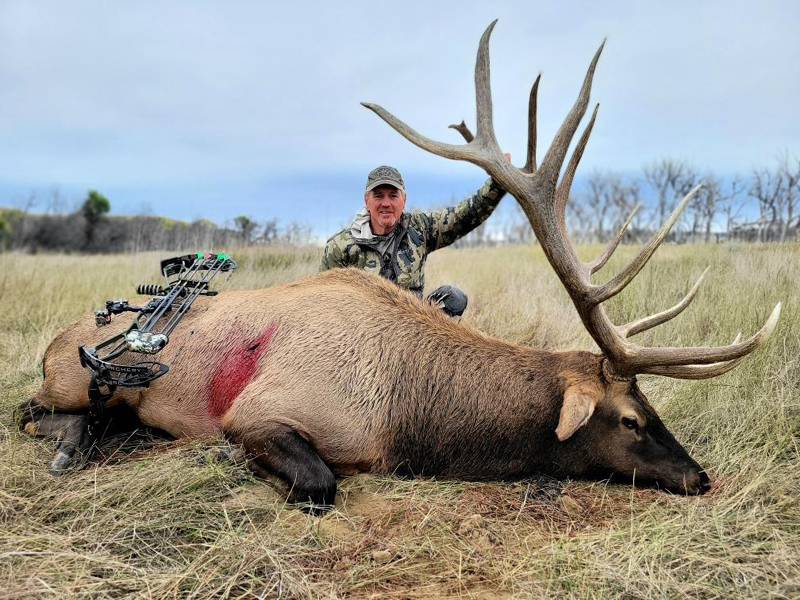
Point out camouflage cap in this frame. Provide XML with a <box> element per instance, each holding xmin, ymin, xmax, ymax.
<box><xmin>366</xmin><ymin>165</ymin><xmax>405</xmax><ymax>192</ymax></box>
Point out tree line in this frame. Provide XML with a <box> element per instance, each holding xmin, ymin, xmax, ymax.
<box><xmin>455</xmin><ymin>152</ymin><xmax>800</xmax><ymax>246</ymax></box>
<box><xmin>2</xmin><ymin>152</ymin><xmax>797</xmax><ymax>253</ymax></box>
<box><xmin>0</xmin><ymin>190</ymin><xmax>314</xmax><ymax>253</ymax></box>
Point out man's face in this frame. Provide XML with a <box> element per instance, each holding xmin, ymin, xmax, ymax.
<box><xmin>364</xmin><ymin>184</ymin><xmax>406</xmax><ymax>235</ymax></box>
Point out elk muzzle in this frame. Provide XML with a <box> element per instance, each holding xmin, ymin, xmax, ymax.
<box><xmin>621</xmin><ymin>422</ymin><xmax>712</xmax><ymax>495</ymax></box>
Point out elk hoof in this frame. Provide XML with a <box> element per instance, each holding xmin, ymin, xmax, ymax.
<box><xmin>237</xmin><ymin>423</ymin><xmax>338</xmax><ymax>514</ymax></box>
<box><xmin>49</xmin><ymin>446</ymin><xmax>89</xmax><ymax>475</ymax></box>
<box><xmin>49</xmin><ymin>417</ymin><xmax>93</xmax><ymax>475</ymax></box>
<box><xmin>50</xmin><ymin>448</ymin><xmax>78</xmax><ymax>475</ymax></box>
<box><xmin>290</xmin><ymin>477</ymin><xmax>337</xmax><ymax>515</ymax></box>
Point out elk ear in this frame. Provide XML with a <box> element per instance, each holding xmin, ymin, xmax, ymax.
<box><xmin>556</xmin><ymin>385</ymin><xmax>602</xmax><ymax>441</ymax></box>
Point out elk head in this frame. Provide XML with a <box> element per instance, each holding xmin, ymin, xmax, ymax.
<box><xmin>364</xmin><ymin>21</ymin><xmax>781</xmax><ymax>494</ymax></box>
<box><xmin>551</xmin><ymin>370</ymin><xmax>713</xmax><ymax>494</ymax></box>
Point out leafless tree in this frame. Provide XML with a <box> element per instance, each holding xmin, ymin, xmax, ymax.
<box><xmin>281</xmin><ymin>221</ymin><xmax>313</xmax><ymax>246</ymax></box>
<box><xmin>608</xmin><ymin>176</ymin><xmax>642</xmax><ymax>242</ymax></box>
<box><xmin>749</xmin><ymin>166</ymin><xmax>785</xmax><ymax>241</ymax></box>
<box><xmin>701</xmin><ymin>179</ymin><xmax>721</xmax><ymax>242</ymax></box>
<box><xmin>777</xmin><ymin>150</ymin><xmax>800</xmax><ymax>241</ymax></box>
<box><xmin>260</xmin><ymin>218</ymin><xmax>279</xmax><ymax>244</ymax></box>
<box><xmin>684</xmin><ymin>173</ymin><xmax>721</xmax><ymax>242</ymax></box>
<box><xmin>13</xmin><ymin>191</ymin><xmax>38</xmax><ymax>249</ymax></box>
<box><xmin>675</xmin><ymin>166</ymin><xmax>702</xmax><ymax>239</ymax></box>
<box><xmin>718</xmin><ymin>178</ymin><xmax>745</xmax><ymax>238</ymax></box>
<box><xmin>565</xmin><ymin>194</ymin><xmax>591</xmax><ymax>242</ymax></box>
<box><xmin>584</xmin><ymin>171</ymin><xmax>612</xmax><ymax>242</ymax></box>
<box><xmin>644</xmin><ymin>159</ymin><xmax>687</xmax><ymax>226</ymax></box>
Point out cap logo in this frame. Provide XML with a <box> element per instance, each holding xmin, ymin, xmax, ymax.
<box><xmin>372</xmin><ymin>167</ymin><xmax>396</xmax><ymax>179</ymax></box>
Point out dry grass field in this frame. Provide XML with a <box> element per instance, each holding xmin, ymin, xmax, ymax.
<box><xmin>0</xmin><ymin>243</ymin><xmax>798</xmax><ymax>598</ymax></box>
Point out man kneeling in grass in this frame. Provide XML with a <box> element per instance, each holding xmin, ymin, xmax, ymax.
<box><xmin>320</xmin><ymin>165</ymin><xmax>506</xmax><ymax>317</ymax></box>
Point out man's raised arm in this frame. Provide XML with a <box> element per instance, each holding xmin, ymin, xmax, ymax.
<box><xmin>421</xmin><ymin>178</ymin><xmax>506</xmax><ymax>252</ymax></box>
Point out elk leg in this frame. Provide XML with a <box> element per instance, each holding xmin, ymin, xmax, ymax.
<box><xmin>237</xmin><ymin>424</ymin><xmax>337</xmax><ymax>513</ymax></box>
<box><xmin>17</xmin><ymin>398</ymin><xmax>140</xmax><ymax>475</ymax></box>
<box><xmin>18</xmin><ymin>398</ymin><xmax>93</xmax><ymax>474</ymax></box>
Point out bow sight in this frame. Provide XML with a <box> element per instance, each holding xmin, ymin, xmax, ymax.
<box><xmin>78</xmin><ymin>252</ymin><xmax>236</xmax><ymax>432</ymax></box>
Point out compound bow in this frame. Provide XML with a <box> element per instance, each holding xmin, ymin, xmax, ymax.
<box><xmin>78</xmin><ymin>252</ymin><xmax>236</xmax><ymax>438</ymax></box>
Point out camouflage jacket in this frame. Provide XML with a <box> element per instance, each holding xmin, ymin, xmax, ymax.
<box><xmin>319</xmin><ymin>178</ymin><xmax>506</xmax><ymax>297</ymax></box>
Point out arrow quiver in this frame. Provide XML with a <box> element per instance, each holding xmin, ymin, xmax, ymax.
<box><xmin>79</xmin><ymin>252</ymin><xmax>237</xmax><ymax>431</ymax></box>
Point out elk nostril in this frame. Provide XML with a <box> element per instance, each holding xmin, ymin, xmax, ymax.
<box><xmin>697</xmin><ymin>471</ymin><xmax>711</xmax><ymax>494</ymax></box>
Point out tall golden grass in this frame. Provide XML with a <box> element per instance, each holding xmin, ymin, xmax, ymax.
<box><xmin>1</xmin><ymin>243</ymin><xmax>797</xmax><ymax>598</ymax></box>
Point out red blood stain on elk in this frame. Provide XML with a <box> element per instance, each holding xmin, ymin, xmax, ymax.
<box><xmin>207</xmin><ymin>323</ymin><xmax>277</xmax><ymax>419</ymax></box>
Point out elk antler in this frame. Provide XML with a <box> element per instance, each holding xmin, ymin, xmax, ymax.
<box><xmin>363</xmin><ymin>20</ymin><xmax>781</xmax><ymax>380</ymax></box>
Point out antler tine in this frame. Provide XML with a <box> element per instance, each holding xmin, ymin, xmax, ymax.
<box><xmin>522</xmin><ymin>74</ymin><xmax>541</xmax><ymax>174</ymax></box>
<box><xmin>620</xmin><ymin>267</ymin><xmax>709</xmax><ymax>338</ymax></box>
<box><xmin>593</xmin><ymin>183</ymin><xmax>702</xmax><ymax>303</ymax></box>
<box><xmin>474</xmin><ymin>20</ymin><xmax>500</xmax><ymax>148</ymax></box>
<box><xmin>362</xmin><ymin>102</ymin><xmax>477</xmax><ymax>162</ymax></box>
<box><xmin>588</xmin><ymin>204</ymin><xmax>640</xmax><ymax>274</ymax></box>
<box><xmin>641</xmin><ymin>358</ymin><xmax>744</xmax><ymax>379</ymax></box>
<box><xmin>538</xmin><ymin>40</ymin><xmax>605</xmax><ymax>189</ymax></box>
<box><xmin>449</xmin><ymin>121</ymin><xmax>475</xmax><ymax>143</ymax></box>
<box><xmin>556</xmin><ymin>103</ymin><xmax>599</xmax><ymax>221</ymax></box>
<box><xmin>627</xmin><ymin>303</ymin><xmax>781</xmax><ymax>368</ymax></box>
<box><xmin>639</xmin><ymin>334</ymin><xmax>744</xmax><ymax>379</ymax></box>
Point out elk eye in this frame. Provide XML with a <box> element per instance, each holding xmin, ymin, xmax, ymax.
<box><xmin>622</xmin><ymin>417</ymin><xmax>639</xmax><ymax>431</ymax></box>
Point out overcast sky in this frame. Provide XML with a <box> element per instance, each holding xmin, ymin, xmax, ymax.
<box><xmin>1</xmin><ymin>1</ymin><xmax>797</xmax><ymax>235</ymax></box>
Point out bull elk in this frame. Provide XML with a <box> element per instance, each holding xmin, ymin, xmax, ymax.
<box><xmin>21</xmin><ymin>21</ymin><xmax>780</xmax><ymax>510</ymax></box>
